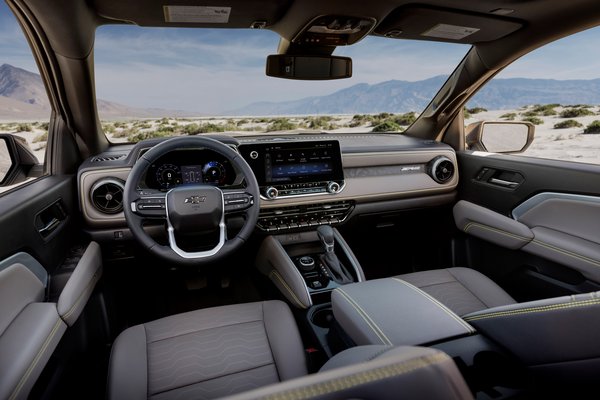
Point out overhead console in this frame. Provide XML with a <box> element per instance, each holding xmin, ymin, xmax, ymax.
<box><xmin>239</xmin><ymin>140</ymin><xmax>345</xmax><ymax>200</ymax></box>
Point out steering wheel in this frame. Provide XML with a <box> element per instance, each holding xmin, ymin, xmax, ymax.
<box><xmin>123</xmin><ymin>136</ymin><xmax>260</xmax><ymax>264</ymax></box>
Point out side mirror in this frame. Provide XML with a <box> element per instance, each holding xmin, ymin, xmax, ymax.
<box><xmin>466</xmin><ymin>121</ymin><xmax>535</xmax><ymax>153</ymax></box>
<box><xmin>266</xmin><ymin>54</ymin><xmax>352</xmax><ymax>80</ymax></box>
<box><xmin>0</xmin><ymin>134</ymin><xmax>42</xmax><ymax>187</ymax></box>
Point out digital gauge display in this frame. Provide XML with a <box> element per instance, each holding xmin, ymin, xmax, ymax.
<box><xmin>181</xmin><ymin>165</ymin><xmax>203</xmax><ymax>184</ymax></box>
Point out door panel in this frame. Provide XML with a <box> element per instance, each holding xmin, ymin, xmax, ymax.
<box><xmin>456</xmin><ymin>151</ymin><xmax>600</xmax><ymax>300</ymax></box>
<box><xmin>0</xmin><ymin>175</ymin><xmax>79</xmax><ymax>271</ymax></box>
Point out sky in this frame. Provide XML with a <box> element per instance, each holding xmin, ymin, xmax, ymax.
<box><xmin>1</xmin><ymin>3</ymin><xmax>600</xmax><ymax>114</ymax></box>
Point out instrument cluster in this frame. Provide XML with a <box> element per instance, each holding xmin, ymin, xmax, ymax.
<box><xmin>144</xmin><ymin>149</ymin><xmax>236</xmax><ymax>190</ymax></box>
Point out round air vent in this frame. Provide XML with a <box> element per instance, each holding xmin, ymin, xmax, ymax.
<box><xmin>90</xmin><ymin>178</ymin><xmax>125</xmax><ymax>214</ymax></box>
<box><xmin>428</xmin><ymin>156</ymin><xmax>455</xmax><ymax>184</ymax></box>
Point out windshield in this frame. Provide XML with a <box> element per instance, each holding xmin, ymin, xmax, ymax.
<box><xmin>94</xmin><ymin>27</ymin><xmax>468</xmax><ymax>142</ymax></box>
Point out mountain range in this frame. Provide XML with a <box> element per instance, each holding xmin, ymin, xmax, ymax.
<box><xmin>0</xmin><ymin>63</ymin><xmax>186</xmax><ymax>120</ymax></box>
<box><xmin>231</xmin><ymin>76</ymin><xmax>600</xmax><ymax>115</ymax></box>
<box><xmin>2</xmin><ymin>63</ymin><xmax>600</xmax><ymax>119</ymax></box>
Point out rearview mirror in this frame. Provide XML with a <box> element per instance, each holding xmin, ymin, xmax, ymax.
<box><xmin>266</xmin><ymin>54</ymin><xmax>352</xmax><ymax>80</ymax></box>
<box><xmin>466</xmin><ymin>121</ymin><xmax>535</xmax><ymax>153</ymax></box>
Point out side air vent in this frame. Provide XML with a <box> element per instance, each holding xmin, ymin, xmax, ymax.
<box><xmin>91</xmin><ymin>154</ymin><xmax>126</xmax><ymax>162</ymax></box>
<box><xmin>90</xmin><ymin>178</ymin><xmax>125</xmax><ymax>214</ymax></box>
<box><xmin>428</xmin><ymin>156</ymin><xmax>455</xmax><ymax>184</ymax></box>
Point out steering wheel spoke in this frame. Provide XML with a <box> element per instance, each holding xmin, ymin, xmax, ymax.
<box><xmin>223</xmin><ymin>189</ymin><xmax>254</xmax><ymax>214</ymax></box>
<box><xmin>131</xmin><ymin>192</ymin><xmax>167</xmax><ymax>218</ymax></box>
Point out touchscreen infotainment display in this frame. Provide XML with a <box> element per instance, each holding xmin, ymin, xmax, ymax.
<box><xmin>239</xmin><ymin>140</ymin><xmax>344</xmax><ymax>186</ymax></box>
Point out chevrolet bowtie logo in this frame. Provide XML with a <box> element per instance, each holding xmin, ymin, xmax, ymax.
<box><xmin>184</xmin><ymin>196</ymin><xmax>206</xmax><ymax>204</ymax></box>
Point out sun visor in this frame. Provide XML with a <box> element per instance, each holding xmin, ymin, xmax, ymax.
<box><xmin>374</xmin><ymin>6</ymin><xmax>523</xmax><ymax>44</ymax></box>
<box><xmin>93</xmin><ymin>0</ymin><xmax>292</xmax><ymax>28</ymax></box>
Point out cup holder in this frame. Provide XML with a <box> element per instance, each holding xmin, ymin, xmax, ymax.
<box><xmin>311</xmin><ymin>307</ymin><xmax>334</xmax><ymax>328</ymax></box>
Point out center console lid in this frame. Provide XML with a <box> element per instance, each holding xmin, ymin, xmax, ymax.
<box><xmin>332</xmin><ymin>278</ymin><xmax>475</xmax><ymax>346</ymax></box>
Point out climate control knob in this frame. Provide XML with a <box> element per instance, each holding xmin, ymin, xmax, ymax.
<box><xmin>327</xmin><ymin>181</ymin><xmax>341</xmax><ymax>194</ymax></box>
<box><xmin>265</xmin><ymin>186</ymin><xmax>279</xmax><ymax>199</ymax></box>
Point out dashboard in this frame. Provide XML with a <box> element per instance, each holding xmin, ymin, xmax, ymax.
<box><xmin>77</xmin><ymin>134</ymin><xmax>459</xmax><ymax>234</ymax></box>
<box><xmin>142</xmin><ymin>149</ymin><xmax>236</xmax><ymax>190</ymax></box>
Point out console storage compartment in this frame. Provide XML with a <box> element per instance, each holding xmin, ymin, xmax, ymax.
<box><xmin>332</xmin><ymin>277</ymin><xmax>475</xmax><ymax>346</ymax></box>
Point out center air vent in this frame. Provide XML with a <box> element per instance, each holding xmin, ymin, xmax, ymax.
<box><xmin>90</xmin><ymin>178</ymin><xmax>125</xmax><ymax>214</ymax></box>
<box><xmin>428</xmin><ymin>156</ymin><xmax>455</xmax><ymax>184</ymax></box>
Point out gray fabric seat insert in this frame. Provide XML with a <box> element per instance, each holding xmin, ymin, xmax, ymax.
<box><xmin>108</xmin><ymin>300</ymin><xmax>307</xmax><ymax>400</ymax></box>
<box><xmin>396</xmin><ymin>267</ymin><xmax>516</xmax><ymax>316</ymax></box>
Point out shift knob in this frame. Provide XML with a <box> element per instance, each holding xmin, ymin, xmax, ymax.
<box><xmin>317</xmin><ymin>225</ymin><xmax>335</xmax><ymax>253</ymax></box>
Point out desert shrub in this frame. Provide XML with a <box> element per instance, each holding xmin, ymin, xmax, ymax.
<box><xmin>522</xmin><ymin>110</ymin><xmax>540</xmax><ymax>117</ymax></box>
<box><xmin>554</xmin><ymin>120</ymin><xmax>583</xmax><ymax>129</ymax></box>
<box><xmin>237</xmin><ymin>119</ymin><xmax>249</xmax><ymax>126</ymax></box>
<box><xmin>376</xmin><ymin>112</ymin><xmax>392</xmax><ymax>120</ymax></box>
<box><xmin>349</xmin><ymin>114</ymin><xmax>373</xmax><ymax>127</ymax></box>
<box><xmin>522</xmin><ymin>116</ymin><xmax>544</xmax><ymax>125</ymax></box>
<box><xmin>532</xmin><ymin>104</ymin><xmax>559</xmax><ymax>116</ymax></box>
<box><xmin>463</xmin><ymin>108</ymin><xmax>471</xmax><ymax>119</ymax></box>
<box><xmin>584</xmin><ymin>120</ymin><xmax>600</xmax><ymax>134</ymax></box>
<box><xmin>157</xmin><ymin>117</ymin><xmax>170</xmax><ymax>125</ymax></box>
<box><xmin>113</xmin><ymin>121</ymin><xmax>126</xmax><ymax>128</ymax></box>
<box><xmin>128</xmin><ymin>129</ymin><xmax>171</xmax><ymax>141</ymax></box>
<box><xmin>16</xmin><ymin>123</ymin><xmax>32</xmax><ymax>132</ymax></box>
<box><xmin>560</xmin><ymin>108</ymin><xmax>594</xmax><ymax>118</ymax></box>
<box><xmin>307</xmin><ymin>116</ymin><xmax>334</xmax><ymax>129</ymax></box>
<box><xmin>372</xmin><ymin>121</ymin><xmax>402</xmax><ymax>132</ymax></box>
<box><xmin>467</xmin><ymin>107</ymin><xmax>487</xmax><ymax>114</ymax></box>
<box><xmin>393</xmin><ymin>112</ymin><xmax>417</xmax><ymax>126</ymax></box>
<box><xmin>500</xmin><ymin>113</ymin><xmax>517</xmax><ymax>121</ymax></box>
<box><xmin>266</xmin><ymin>118</ymin><xmax>297</xmax><ymax>132</ymax></box>
<box><xmin>112</xmin><ymin>127</ymin><xmax>138</xmax><ymax>139</ymax></box>
<box><xmin>102</xmin><ymin>124</ymin><xmax>116</xmax><ymax>133</ymax></box>
<box><xmin>33</xmin><ymin>132</ymin><xmax>48</xmax><ymax>143</ymax></box>
<box><xmin>134</xmin><ymin>122</ymin><xmax>151</xmax><ymax>129</ymax></box>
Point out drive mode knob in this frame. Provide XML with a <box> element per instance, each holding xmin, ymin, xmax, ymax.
<box><xmin>265</xmin><ymin>186</ymin><xmax>278</xmax><ymax>199</ymax></box>
<box><xmin>327</xmin><ymin>181</ymin><xmax>340</xmax><ymax>193</ymax></box>
<box><xmin>298</xmin><ymin>256</ymin><xmax>315</xmax><ymax>271</ymax></box>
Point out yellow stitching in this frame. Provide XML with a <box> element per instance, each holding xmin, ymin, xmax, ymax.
<box><xmin>10</xmin><ymin>317</ymin><xmax>63</xmax><ymax>400</ymax></box>
<box><xmin>269</xmin><ymin>271</ymin><xmax>306</xmax><ymax>309</ymax></box>
<box><xmin>391</xmin><ymin>278</ymin><xmax>475</xmax><ymax>334</ymax></box>
<box><xmin>62</xmin><ymin>269</ymin><xmax>100</xmax><ymax>321</ymax></box>
<box><xmin>335</xmin><ymin>289</ymin><xmax>392</xmax><ymax>345</ymax></box>
<box><xmin>464</xmin><ymin>298</ymin><xmax>600</xmax><ymax>322</ymax></box>
<box><xmin>464</xmin><ymin>222</ymin><xmax>531</xmax><ymax>242</ymax></box>
<box><xmin>531</xmin><ymin>239</ymin><xmax>600</xmax><ymax>268</ymax></box>
<box><xmin>264</xmin><ymin>352</ymin><xmax>449</xmax><ymax>400</ymax></box>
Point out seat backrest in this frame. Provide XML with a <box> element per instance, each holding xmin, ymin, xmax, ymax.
<box><xmin>0</xmin><ymin>242</ymin><xmax>102</xmax><ymax>400</ymax></box>
<box><xmin>222</xmin><ymin>346</ymin><xmax>473</xmax><ymax>400</ymax></box>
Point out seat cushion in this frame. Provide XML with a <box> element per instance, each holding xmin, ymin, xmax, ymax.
<box><xmin>396</xmin><ymin>267</ymin><xmax>516</xmax><ymax>316</ymax></box>
<box><xmin>108</xmin><ymin>301</ymin><xmax>307</xmax><ymax>400</ymax></box>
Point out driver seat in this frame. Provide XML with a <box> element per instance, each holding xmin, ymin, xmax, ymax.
<box><xmin>108</xmin><ymin>301</ymin><xmax>307</xmax><ymax>400</ymax></box>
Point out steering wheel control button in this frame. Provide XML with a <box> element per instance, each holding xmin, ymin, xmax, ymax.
<box><xmin>250</xmin><ymin>150</ymin><xmax>259</xmax><ymax>159</ymax></box>
<box><xmin>224</xmin><ymin>192</ymin><xmax>254</xmax><ymax>212</ymax></box>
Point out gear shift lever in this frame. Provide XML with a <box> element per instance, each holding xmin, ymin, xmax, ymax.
<box><xmin>317</xmin><ymin>225</ymin><xmax>353</xmax><ymax>284</ymax></box>
<box><xmin>317</xmin><ymin>225</ymin><xmax>335</xmax><ymax>253</ymax></box>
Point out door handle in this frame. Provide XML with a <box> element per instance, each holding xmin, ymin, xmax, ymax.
<box><xmin>488</xmin><ymin>178</ymin><xmax>519</xmax><ymax>188</ymax></box>
<box><xmin>38</xmin><ymin>218</ymin><xmax>61</xmax><ymax>235</ymax></box>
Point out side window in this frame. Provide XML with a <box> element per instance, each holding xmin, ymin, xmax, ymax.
<box><xmin>467</xmin><ymin>25</ymin><xmax>600</xmax><ymax>165</ymax></box>
<box><xmin>0</xmin><ymin>2</ymin><xmax>50</xmax><ymax>194</ymax></box>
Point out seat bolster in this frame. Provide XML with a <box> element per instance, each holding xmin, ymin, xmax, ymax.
<box><xmin>108</xmin><ymin>324</ymin><xmax>148</xmax><ymax>400</ymax></box>
<box><xmin>262</xmin><ymin>300</ymin><xmax>307</xmax><ymax>380</ymax></box>
<box><xmin>0</xmin><ymin>303</ymin><xmax>66</xmax><ymax>400</ymax></box>
<box><xmin>221</xmin><ymin>346</ymin><xmax>473</xmax><ymax>400</ymax></box>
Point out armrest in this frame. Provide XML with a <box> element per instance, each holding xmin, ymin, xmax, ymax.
<box><xmin>57</xmin><ymin>241</ymin><xmax>103</xmax><ymax>326</ymax></box>
<box><xmin>332</xmin><ymin>278</ymin><xmax>474</xmax><ymax>346</ymax></box>
<box><xmin>454</xmin><ymin>200</ymin><xmax>533</xmax><ymax>249</ymax></box>
<box><xmin>463</xmin><ymin>291</ymin><xmax>600</xmax><ymax>366</ymax></box>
